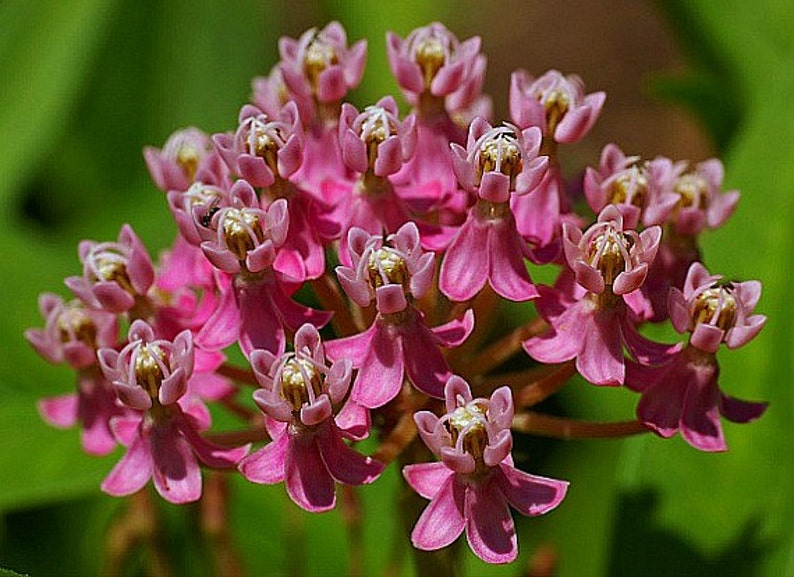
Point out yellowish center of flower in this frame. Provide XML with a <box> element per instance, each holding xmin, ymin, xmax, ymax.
<box><xmin>448</xmin><ymin>402</ymin><xmax>488</xmax><ymax>460</ymax></box>
<box><xmin>359</xmin><ymin>106</ymin><xmax>397</xmax><ymax>169</ymax></box>
<box><xmin>542</xmin><ymin>89</ymin><xmax>570</xmax><ymax>134</ymax></box>
<box><xmin>586</xmin><ymin>227</ymin><xmax>632</xmax><ymax>287</ymax></box>
<box><xmin>477</xmin><ymin>130</ymin><xmax>523</xmax><ymax>188</ymax></box>
<box><xmin>222</xmin><ymin>208</ymin><xmax>264</xmax><ymax>261</ymax></box>
<box><xmin>281</xmin><ymin>357</ymin><xmax>323</xmax><ymax>411</ymax></box>
<box><xmin>89</xmin><ymin>248</ymin><xmax>134</xmax><ymax>294</ymax></box>
<box><xmin>303</xmin><ymin>36</ymin><xmax>338</xmax><ymax>92</ymax></box>
<box><xmin>176</xmin><ymin>142</ymin><xmax>201</xmax><ymax>181</ymax></box>
<box><xmin>246</xmin><ymin>120</ymin><xmax>286</xmax><ymax>174</ymax></box>
<box><xmin>414</xmin><ymin>37</ymin><xmax>446</xmax><ymax>88</ymax></box>
<box><xmin>674</xmin><ymin>173</ymin><xmax>708</xmax><ymax>210</ymax></box>
<box><xmin>367</xmin><ymin>247</ymin><xmax>408</xmax><ymax>289</ymax></box>
<box><xmin>135</xmin><ymin>343</ymin><xmax>168</xmax><ymax>398</ymax></box>
<box><xmin>691</xmin><ymin>286</ymin><xmax>737</xmax><ymax>330</ymax></box>
<box><xmin>609</xmin><ymin>166</ymin><xmax>648</xmax><ymax>208</ymax></box>
<box><xmin>57</xmin><ymin>302</ymin><xmax>97</xmax><ymax>347</ymax></box>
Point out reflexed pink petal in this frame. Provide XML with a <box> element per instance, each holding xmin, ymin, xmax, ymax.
<box><xmin>179</xmin><ymin>416</ymin><xmax>248</xmax><ymax>468</ymax></box>
<box><xmin>680</xmin><ymin>373</ymin><xmax>726</xmax><ymax>452</ymax></box>
<box><xmin>351</xmin><ymin>323</ymin><xmax>404</xmax><ymax>409</ymax></box>
<box><xmin>151</xmin><ymin>422</ymin><xmax>202</xmax><ymax>503</ymax></box>
<box><xmin>38</xmin><ymin>394</ymin><xmax>78</xmax><ymax>428</ymax></box>
<box><xmin>496</xmin><ymin>463</ymin><xmax>569</xmax><ymax>516</ymax></box>
<box><xmin>317</xmin><ymin>423</ymin><xmax>384</xmax><ymax>485</ymax></box>
<box><xmin>334</xmin><ymin>398</ymin><xmax>370</xmax><ymax>440</ymax></box>
<box><xmin>465</xmin><ymin>478</ymin><xmax>517</xmax><ymax>564</ymax></box>
<box><xmin>523</xmin><ymin>296</ymin><xmax>586</xmax><ymax>365</ymax></box>
<box><xmin>411</xmin><ymin>474</ymin><xmax>466</xmax><ymax>551</ymax></box>
<box><xmin>238</xmin><ymin>430</ymin><xmax>289</xmax><ymax>484</ymax></box>
<box><xmin>439</xmin><ymin>215</ymin><xmax>489</xmax><ymax>301</ymax></box>
<box><xmin>487</xmin><ymin>216</ymin><xmax>538</xmax><ymax>301</ymax></box>
<box><xmin>237</xmin><ymin>281</ymin><xmax>284</xmax><ymax>356</ymax></box>
<box><xmin>102</xmin><ymin>433</ymin><xmax>152</xmax><ymax>497</ymax></box>
<box><xmin>720</xmin><ymin>394</ymin><xmax>768</xmax><ymax>424</ymax></box>
<box><xmin>633</xmin><ymin>373</ymin><xmax>687</xmax><ymax>438</ymax></box>
<box><xmin>285</xmin><ymin>434</ymin><xmax>336</xmax><ymax>512</ymax></box>
<box><xmin>195</xmin><ymin>285</ymin><xmax>239</xmax><ymax>351</ymax></box>
<box><xmin>403</xmin><ymin>462</ymin><xmax>454</xmax><ymax>499</ymax></box>
<box><xmin>403</xmin><ymin>320</ymin><xmax>451</xmax><ymax>399</ymax></box>
<box><xmin>430</xmin><ymin>308</ymin><xmax>474</xmax><ymax>348</ymax></box>
<box><xmin>577</xmin><ymin>310</ymin><xmax>624</xmax><ymax>385</ymax></box>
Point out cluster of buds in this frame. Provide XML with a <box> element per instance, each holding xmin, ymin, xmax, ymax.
<box><xmin>27</xmin><ymin>21</ymin><xmax>766</xmax><ymax>569</ymax></box>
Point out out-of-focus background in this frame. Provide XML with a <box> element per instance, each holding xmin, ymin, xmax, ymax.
<box><xmin>1</xmin><ymin>1</ymin><xmax>792</xmax><ymax>575</ymax></box>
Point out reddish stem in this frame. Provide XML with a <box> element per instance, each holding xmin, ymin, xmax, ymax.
<box><xmin>457</xmin><ymin>317</ymin><xmax>547</xmax><ymax>377</ymax></box>
<box><xmin>512</xmin><ymin>412</ymin><xmax>649</xmax><ymax>440</ymax></box>
<box><xmin>216</xmin><ymin>363</ymin><xmax>258</xmax><ymax>387</ymax></box>
<box><xmin>513</xmin><ymin>361</ymin><xmax>576</xmax><ymax>408</ymax></box>
<box><xmin>310</xmin><ymin>273</ymin><xmax>363</xmax><ymax>336</ymax></box>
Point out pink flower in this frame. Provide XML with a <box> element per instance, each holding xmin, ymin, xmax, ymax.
<box><xmin>26</xmin><ymin>294</ymin><xmax>124</xmax><ymax>455</ymax></box>
<box><xmin>627</xmin><ymin>346</ymin><xmax>767</xmax><ymax>452</ymax></box>
<box><xmin>387</xmin><ymin>23</ymin><xmax>482</xmax><ymax>101</ymax></box>
<box><xmin>339</xmin><ymin>96</ymin><xmax>417</xmax><ymax>177</ymax></box>
<box><xmin>526</xmin><ymin>209</ymin><xmax>673</xmax><ymax>385</ymax></box>
<box><xmin>327</xmin><ymin>224</ymin><xmax>474</xmax><ymax>407</ymax></box>
<box><xmin>238</xmin><ymin>324</ymin><xmax>383</xmax><ymax>512</ymax></box>
<box><xmin>167</xmin><ymin>181</ymin><xmax>230</xmax><ymax>247</ymax></box>
<box><xmin>65</xmin><ymin>225</ymin><xmax>155</xmax><ymax>314</ymax></box>
<box><xmin>440</xmin><ymin>118</ymin><xmax>548</xmax><ymax>302</ymax></box>
<box><xmin>26</xmin><ymin>293</ymin><xmax>117</xmax><ymax>369</ymax></box>
<box><xmin>144</xmin><ymin>127</ymin><xmax>214</xmax><ymax>192</ymax></box>
<box><xmin>279</xmin><ymin>22</ymin><xmax>367</xmax><ymax>106</ymax></box>
<box><xmin>405</xmin><ymin>377</ymin><xmax>568</xmax><ymax>564</ymax></box>
<box><xmin>668</xmin><ymin>262</ymin><xmax>766</xmax><ymax>354</ymax></box>
<box><xmin>450</xmin><ymin>118</ymin><xmax>547</xmax><ymax>202</ymax></box>
<box><xmin>562</xmin><ymin>205</ymin><xmax>661</xmax><ymax>296</ymax></box>
<box><xmin>98</xmin><ymin>320</ymin><xmax>247</xmax><ymax>503</ymax></box>
<box><xmin>213</xmin><ymin>103</ymin><xmax>304</xmax><ymax>189</ymax></box>
<box><xmin>583</xmin><ymin>144</ymin><xmax>679</xmax><ymax>230</ymax></box>
<box><xmin>648</xmin><ymin>157</ymin><xmax>739</xmax><ymax>236</ymax></box>
<box><xmin>199</xmin><ymin>180</ymin><xmax>288</xmax><ymax>275</ymax></box>
<box><xmin>336</xmin><ymin>223</ymin><xmax>434</xmax><ymax>313</ymax></box>
<box><xmin>509</xmin><ymin>69</ymin><xmax>605</xmax><ymax>143</ymax></box>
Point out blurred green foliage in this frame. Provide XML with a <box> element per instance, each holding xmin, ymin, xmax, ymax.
<box><xmin>0</xmin><ymin>1</ymin><xmax>791</xmax><ymax>575</ymax></box>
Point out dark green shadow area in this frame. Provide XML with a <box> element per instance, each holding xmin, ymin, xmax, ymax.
<box><xmin>608</xmin><ymin>489</ymin><xmax>774</xmax><ymax>577</ymax></box>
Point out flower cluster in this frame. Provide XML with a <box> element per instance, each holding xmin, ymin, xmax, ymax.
<box><xmin>27</xmin><ymin>20</ymin><xmax>767</xmax><ymax>568</ymax></box>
